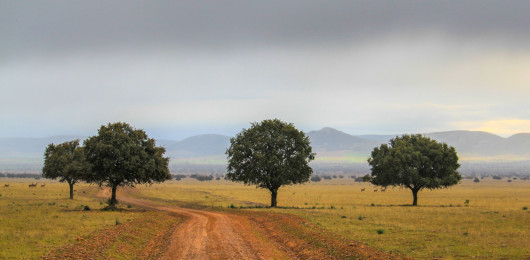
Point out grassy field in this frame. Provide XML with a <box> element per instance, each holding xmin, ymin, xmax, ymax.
<box><xmin>131</xmin><ymin>177</ymin><xmax>530</xmax><ymax>259</ymax></box>
<box><xmin>2</xmin><ymin>177</ymin><xmax>529</xmax><ymax>259</ymax></box>
<box><xmin>0</xmin><ymin>179</ymin><xmax>149</xmax><ymax>259</ymax></box>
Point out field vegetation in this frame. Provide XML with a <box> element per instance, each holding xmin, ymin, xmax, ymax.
<box><xmin>2</xmin><ymin>177</ymin><xmax>529</xmax><ymax>259</ymax></box>
<box><xmin>131</xmin><ymin>177</ymin><xmax>530</xmax><ymax>259</ymax></box>
<box><xmin>0</xmin><ymin>180</ymin><xmax>164</xmax><ymax>259</ymax></box>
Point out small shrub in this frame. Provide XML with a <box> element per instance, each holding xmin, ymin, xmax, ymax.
<box><xmin>115</xmin><ymin>218</ymin><xmax>120</xmax><ymax>225</ymax></box>
<box><xmin>371</xmin><ymin>203</ymin><xmax>375</xmax><ymax>207</ymax></box>
<box><xmin>523</xmin><ymin>206</ymin><xmax>528</xmax><ymax>210</ymax></box>
<box><xmin>465</xmin><ymin>200</ymin><xmax>470</xmax><ymax>206</ymax></box>
<box><xmin>330</xmin><ymin>205</ymin><xmax>335</xmax><ymax>209</ymax></box>
<box><xmin>127</xmin><ymin>204</ymin><xmax>132</xmax><ymax>208</ymax></box>
<box><xmin>229</xmin><ymin>204</ymin><xmax>236</xmax><ymax>209</ymax></box>
<box><xmin>83</xmin><ymin>205</ymin><xmax>91</xmax><ymax>211</ymax></box>
<box><xmin>341</xmin><ymin>215</ymin><xmax>347</xmax><ymax>218</ymax></box>
<box><xmin>377</xmin><ymin>229</ymin><xmax>385</xmax><ymax>234</ymax></box>
<box><xmin>310</xmin><ymin>175</ymin><xmax>322</xmax><ymax>182</ymax></box>
<box><xmin>312</xmin><ymin>206</ymin><xmax>316</xmax><ymax>209</ymax></box>
<box><xmin>358</xmin><ymin>215</ymin><xmax>365</xmax><ymax>221</ymax></box>
<box><xmin>463</xmin><ymin>232</ymin><xmax>469</xmax><ymax>236</ymax></box>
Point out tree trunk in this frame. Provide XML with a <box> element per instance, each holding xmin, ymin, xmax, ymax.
<box><xmin>411</xmin><ymin>188</ymin><xmax>419</xmax><ymax>206</ymax></box>
<box><xmin>109</xmin><ymin>185</ymin><xmax>118</xmax><ymax>208</ymax></box>
<box><xmin>68</xmin><ymin>181</ymin><xmax>74</xmax><ymax>199</ymax></box>
<box><xmin>270</xmin><ymin>188</ymin><xmax>278</xmax><ymax>207</ymax></box>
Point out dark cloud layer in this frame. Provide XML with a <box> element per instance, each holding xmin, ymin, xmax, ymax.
<box><xmin>2</xmin><ymin>0</ymin><xmax>529</xmax><ymax>59</ymax></box>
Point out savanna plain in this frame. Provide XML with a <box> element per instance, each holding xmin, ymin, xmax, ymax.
<box><xmin>1</xmin><ymin>177</ymin><xmax>529</xmax><ymax>259</ymax></box>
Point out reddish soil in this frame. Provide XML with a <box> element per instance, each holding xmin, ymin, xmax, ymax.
<box><xmin>44</xmin><ymin>188</ymin><xmax>407</xmax><ymax>259</ymax></box>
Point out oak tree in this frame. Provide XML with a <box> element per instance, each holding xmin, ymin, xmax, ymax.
<box><xmin>84</xmin><ymin>122</ymin><xmax>171</xmax><ymax>208</ymax></box>
<box><xmin>226</xmin><ymin>119</ymin><xmax>315</xmax><ymax>207</ymax></box>
<box><xmin>43</xmin><ymin>140</ymin><xmax>90</xmax><ymax>199</ymax></box>
<box><xmin>367</xmin><ymin>134</ymin><xmax>461</xmax><ymax>206</ymax></box>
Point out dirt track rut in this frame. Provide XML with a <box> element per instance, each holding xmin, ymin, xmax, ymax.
<box><xmin>113</xmin><ymin>191</ymin><xmax>286</xmax><ymax>260</ymax></box>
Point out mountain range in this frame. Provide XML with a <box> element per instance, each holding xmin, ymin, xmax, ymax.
<box><xmin>0</xmin><ymin>128</ymin><xmax>529</xmax><ymax>167</ymax></box>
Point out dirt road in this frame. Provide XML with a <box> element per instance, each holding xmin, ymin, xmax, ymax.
<box><xmin>72</xmin><ymin>188</ymin><xmax>402</xmax><ymax>260</ymax></box>
<box><xmin>115</xmin><ymin>193</ymin><xmax>287</xmax><ymax>259</ymax></box>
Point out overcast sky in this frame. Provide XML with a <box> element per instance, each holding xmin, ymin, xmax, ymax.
<box><xmin>1</xmin><ymin>1</ymin><xmax>529</xmax><ymax>140</ymax></box>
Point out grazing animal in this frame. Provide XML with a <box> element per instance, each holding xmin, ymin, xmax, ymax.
<box><xmin>361</xmin><ymin>188</ymin><xmax>365</xmax><ymax>192</ymax></box>
<box><xmin>381</xmin><ymin>188</ymin><xmax>386</xmax><ymax>192</ymax></box>
<box><xmin>29</xmin><ymin>183</ymin><xmax>37</xmax><ymax>188</ymax></box>
<box><xmin>41</xmin><ymin>183</ymin><xmax>45</xmax><ymax>188</ymax></box>
<box><xmin>3</xmin><ymin>184</ymin><xmax>9</xmax><ymax>188</ymax></box>
<box><xmin>373</xmin><ymin>188</ymin><xmax>378</xmax><ymax>192</ymax></box>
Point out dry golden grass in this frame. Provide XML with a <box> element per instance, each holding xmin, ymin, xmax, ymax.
<box><xmin>2</xmin><ymin>177</ymin><xmax>529</xmax><ymax>259</ymax></box>
<box><xmin>0</xmin><ymin>179</ymin><xmax>144</xmax><ymax>259</ymax></box>
<box><xmin>132</xmin><ymin>177</ymin><xmax>530</xmax><ymax>259</ymax></box>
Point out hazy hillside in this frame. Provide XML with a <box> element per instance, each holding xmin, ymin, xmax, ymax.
<box><xmin>1</xmin><ymin>129</ymin><xmax>529</xmax><ymax>173</ymax></box>
<box><xmin>307</xmin><ymin>127</ymin><xmax>380</xmax><ymax>154</ymax></box>
<box><xmin>424</xmin><ymin>131</ymin><xmax>530</xmax><ymax>156</ymax></box>
<box><xmin>0</xmin><ymin>136</ymin><xmax>85</xmax><ymax>158</ymax></box>
<box><xmin>161</xmin><ymin>134</ymin><xmax>231</xmax><ymax>158</ymax></box>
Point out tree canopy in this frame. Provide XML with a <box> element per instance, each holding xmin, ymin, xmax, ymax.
<box><xmin>226</xmin><ymin>119</ymin><xmax>315</xmax><ymax>207</ymax></box>
<box><xmin>43</xmin><ymin>139</ymin><xmax>90</xmax><ymax>199</ymax></box>
<box><xmin>83</xmin><ymin>122</ymin><xmax>171</xmax><ymax>208</ymax></box>
<box><xmin>367</xmin><ymin>134</ymin><xmax>461</xmax><ymax>205</ymax></box>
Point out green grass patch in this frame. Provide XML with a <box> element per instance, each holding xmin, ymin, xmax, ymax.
<box><xmin>0</xmin><ymin>181</ymin><xmax>144</xmax><ymax>259</ymax></box>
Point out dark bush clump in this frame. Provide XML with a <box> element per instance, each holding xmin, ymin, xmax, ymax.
<box><xmin>310</xmin><ymin>175</ymin><xmax>322</xmax><ymax>182</ymax></box>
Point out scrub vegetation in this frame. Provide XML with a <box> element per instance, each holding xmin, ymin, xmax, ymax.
<box><xmin>0</xmin><ymin>181</ymin><xmax>166</xmax><ymax>259</ymax></box>
<box><xmin>2</xmin><ymin>176</ymin><xmax>529</xmax><ymax>259</ymax></box>
<box><xmin>131</xmin><ymin>177</ymin><xmax>530</xmax><ymax>259</ymax></box>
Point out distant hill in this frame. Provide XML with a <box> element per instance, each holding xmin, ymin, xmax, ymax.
<box><xmin>0</xmin><ymin>129</ymin><xmax>529</xmax><ymax>172</ymax></box>
<box><xmin>306</xmin><ymin>128</ymin><xmax>380</xmax><ymax>160</ymax></box>
<box><xmin>0</xmin><ymin>136</ymin><xmax>85</xmax><ymax>158</ymax></box>
<box><xmin>424</xmin><ymin>131</ymin><xmax>530</xmax><ymax>156</ymax></box>
<box><xmin>307</xmin><ymin>128</ymin><xmax>530</xmax><ymax>159</ymax></box>
<box><xmin>161</xmin><ymin>134</ymin><xmax>231</xmax><ymax>158</ymax></box>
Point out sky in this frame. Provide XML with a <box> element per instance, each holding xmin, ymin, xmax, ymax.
<box><xmin>1</xmin><ymin>1</ymin><xmax>529</xmax><ymax>140</ymax></box>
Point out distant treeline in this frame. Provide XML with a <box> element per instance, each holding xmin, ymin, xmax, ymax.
<box><xmin>459</xmin><ymin>161</ymin><xmax>530</xmax><ymax>177</ymax></box>
<box><xmin>0</xmin><ymin>172</ymin><xmax>42</xmax><ymax>179</ymax></box>
<box><xmin>170</xmin><ymin>161</ymin><xmax>530</xmax><ymax>177</ymax></box>
<box><xmin>172</xmin><ymin>174</ymin><xmax>223</xmax><ymax>181</ymax></box>
<box><xmin>3</xmin><ymin>160</ymin><xmax>530</xmax><ymax>179</ymax></box>
<box><xmin>169</xmin><ymin>164</ymin><xmax>226</xmax><ymax>175</ymax></box>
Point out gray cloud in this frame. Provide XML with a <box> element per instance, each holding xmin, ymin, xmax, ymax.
<box><xmin>2</xmin><ymin>0</ymin><xmax>529</xmax><ymax>59</ymax></box>
<box><xmin>1</xmin><ymin>1</ymin><xmax>529</xmax><ymax>139</ymax></box>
